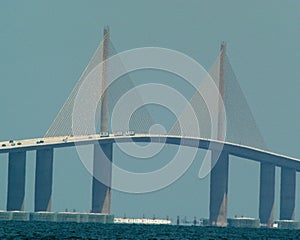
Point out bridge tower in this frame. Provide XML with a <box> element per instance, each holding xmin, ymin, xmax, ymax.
<box><xmin>209</xmin><ymin>42</ymin><xmax>229</xmax><ymax>227</ymax></box>
<box><xmin>91</xmin><ymin>26</ymin><xmax>113</xmax><ymax>213</ymax></box>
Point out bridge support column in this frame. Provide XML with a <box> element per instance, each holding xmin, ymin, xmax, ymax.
<box><xmin>92</xmin><ymin>143</ymin><xmax>112</xmax><ymax>213</ymax></box>
<box><xmin>259</xmin><ymin>162</ymin><xmax>275</xmax><ymax>227</ymax></box>
<box><xmin>7</xmin><ymin>151</ymin><xmax>26</xmax><ymax>211</ymax></box>
<box><xmin>35</xmin><ymin>148</ymin><xmax>54</xmax><ymax>212</ymax></box>
<box><xmin>280</xmin><ymin>167</ymin><xmax>296</xmax><ymax>220</ymax></box>
<box><xmin>209</xmin><ymin>150</ymin><xmax>229</xmax><ymax>227</ymax></box>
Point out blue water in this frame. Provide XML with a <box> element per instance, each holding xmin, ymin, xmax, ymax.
<box><xmin>0</xmin><ymin>221</ymin><xmax>299</xmax><ymax>239</ymax></box>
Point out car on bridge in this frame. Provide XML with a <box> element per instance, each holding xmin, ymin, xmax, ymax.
<box><xmin>125</xmin><ymin>131</ymin><xmax>135</xmax><ymax>136</ymax></box>
<box><xmin>100</xmin><ymin>132</ymin><xmax>109</xmax><ymax>137</ymax></box>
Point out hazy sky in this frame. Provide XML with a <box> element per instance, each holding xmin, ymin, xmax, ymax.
<box><xmin>0</xmin><ymin>0</ymin><xmax>300</xmax><ymax>221</ymax></box>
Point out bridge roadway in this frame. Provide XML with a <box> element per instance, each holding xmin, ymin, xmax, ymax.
<box><xmin>0</xmin><ymin>133</ymin><xmax>299</xmax><ymax>227</ymax></box>
<box><xmin>0</xmin><ymin>133</ymin><xmax>300</xmax><ymax>171</ymax></box>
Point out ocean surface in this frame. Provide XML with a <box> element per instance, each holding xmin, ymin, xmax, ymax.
<box><xmin>0</xmin><ymin>221</ymin><xmax>299</xmax><ymax>239</ymax></box>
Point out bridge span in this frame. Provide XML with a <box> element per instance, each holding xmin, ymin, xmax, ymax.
<box><xmin>0</xmin><ymin>133</ymin><xmax>299</xmax><ymax>227</ymax></box>
<box><xmin>1</xmin><ymin>134</ymin><xmax>300</xmax><ymax>171</ymax></box>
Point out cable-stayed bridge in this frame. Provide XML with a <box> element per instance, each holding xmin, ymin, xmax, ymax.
<box><xmin>0</xmin><ymin>27</ymin><xmax>299</xmax><ymax>227</ymax></box>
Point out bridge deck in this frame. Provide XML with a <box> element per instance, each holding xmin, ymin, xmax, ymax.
<box><xmin>0</xmin><ymin>134</ymin><xmax>299</xmax><ymax>171</ymax></box>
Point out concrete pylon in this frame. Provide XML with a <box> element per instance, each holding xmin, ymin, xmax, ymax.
<box><xmin>92</xmin><ymin>143</ymin><xmax>112</xmax><ymax>213</ymax></box>
<box><xmin>100</xmin><ymin>26</ymin><xmax>109</xmax><ymax>133</ymax></box>
<box><xmin>7</xmin><ymin>151</ymin><xmax>26</xmax><ymax>211</ymax></box>
<box><xmin>259</xmin><ymin>162</ymin><xmax>275</xmax><ymax>227</ymax></box>
<box><xmin>91</xmin><ymin>26</ymin><xmax>113</xmax><ymax>213</ymax></box>
<box><xmin>209</xmin><ymin>150</ymin><xmax>229</xmax><ymax>226</ymax></box>
<box><xmin>280</xmin><ymin>167</ymin><xmax>296</xmax><ymax>220</ymax></box>
<box><xmin>209</xmin><ymin>42</ymin><xmax>229</xmax><ymax>227</ymax></box>
<box><xmin>35</xmin><ymin>148</ymin><xmax>54</xmax><ymax>212</ymax></box>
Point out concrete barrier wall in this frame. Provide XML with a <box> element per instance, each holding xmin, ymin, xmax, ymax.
<box><xmin>30</xmin><ymin>212</ymin><xmax>57</xmax><ymax>222</ymax></box>
<box><xmin>227</xmin><ymin>218</ymin><xmax>260</xmax><ymax>228</ymax></box>
<box><xmin>11</xmin><ymin>212</ymin><xmax>30</xmax><ymax>221</ymax></box>
<box><xmin>0</xmin><ymin>211</ymin><xmax>113</xmax><ymax>223</ymax></box>
<box><xmin>276</xmin><ymin>220</ymin><xmax>300</xmax><ymax>229</ymax></box>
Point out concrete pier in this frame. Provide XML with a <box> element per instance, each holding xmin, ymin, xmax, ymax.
<box><xmin>35</xmin><ymin>148</ymin><xmax>54</xmax><ymax>212</ymax></box>
<box><xmin>259</xmin><ymin>162</ymin><xmax>275</xmax><ymax>227</ymax></box>
<box><xmin>92</xmin><ymin>143</ymin><xmax>112</xmax><ymax>213</ymax></box>
<box><xmin>280</xmin><ymin>167</ymin><xmax>296</xmax><ymax>220</ymax></box>
<box><xmin>209</xmin><ymin>150</ymin><xmax>229</xmax><ymax>226</ymax></box>
<box><xmin>7</xmin><ymin>151</ymin><xmax>26</xmax><ymax>211</ymax></box>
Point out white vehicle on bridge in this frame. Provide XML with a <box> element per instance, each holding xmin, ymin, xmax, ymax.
<box><xmin>100</xmin><ymin>132</ymin><xmax>109</xmax><ymax>137</ymax></box>
<box><xmin>125</xmin><ymin>131</ymin><xmax>135</xmax><ymax>136</ymax></box>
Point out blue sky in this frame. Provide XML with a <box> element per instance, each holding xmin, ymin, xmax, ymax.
<box><xmin>0</xmin><ymin>0</ymin><xmax>300</xmax><ymax>221</ymax></box>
